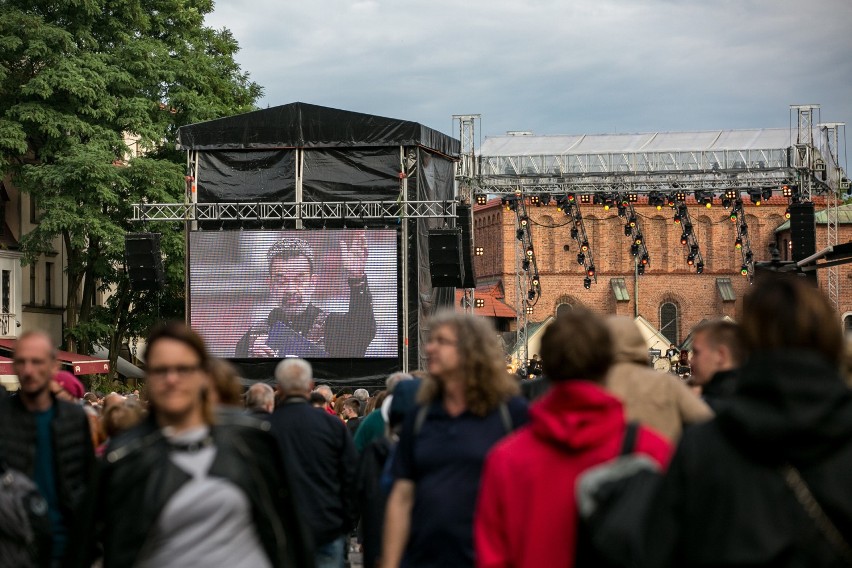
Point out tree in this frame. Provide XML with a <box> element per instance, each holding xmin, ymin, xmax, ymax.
<box><xmin>0</xmin><ymin>0</ymin><xmax>262</xmax><ymax>373</ymax></box>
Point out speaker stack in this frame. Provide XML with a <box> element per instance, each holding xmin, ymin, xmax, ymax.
<box><xmin>789</xmin><ymin>202</ymin><xmax>816</xmax><ymax>262</ymax></box>
<box><xmin>427</xmin><ymin>207</ymin><xmax>478</xmax><ymax>289</ymax></box>
<box><xmin>124</xmin><ymin>233</ymin><xmax>165</xmax><ymax>291</ymax></box>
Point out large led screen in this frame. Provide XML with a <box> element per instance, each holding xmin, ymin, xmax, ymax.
<box><xmin>190</xmin><ymin>230</ymin><xmax>398</xmax><ymax>358</ymax></box>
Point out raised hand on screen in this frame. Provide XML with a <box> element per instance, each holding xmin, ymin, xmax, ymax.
<box><xmin>340</xmin><ymin>232</ymin><xmax>368</xmax><ymax>279</ymax></box>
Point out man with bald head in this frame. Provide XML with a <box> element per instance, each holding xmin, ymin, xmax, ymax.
<box><xmin>245</xmin><ymin>382</ymin><xmax>275</xmax><ymax>418</ymax></box>
<box><xmin>0</xmin><ymin>331</ymin><xmax>94</xmax><ymax>565</ymax></box>
<box><xmin>268</xmin><ymin>359</ymin><xmax>357</xmax><ymax>568</ymax></box>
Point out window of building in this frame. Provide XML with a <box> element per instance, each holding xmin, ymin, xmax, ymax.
<box><xmin>716</xmin><ymin>278</ymin><xmax>736</xmax><ymax>302</ymax></box>
<box><xmin>1</xmin><ymin>270</ymin><xmax>9</xmax><ymax>314</ymax></box>
<box><xmin>29</xmin><ymin>264</ymin><xmax>36</xmax><ymax>305</ymax></box>
<box><xmin>45</xmin><ymin>262</ymin><xmax>53</xmax><ymax>306</ymax></box>
<box><xmin>660</xmin><ymin>302</ymin><xmax>679</xmax><ymax>345</ymax></box>
<box><xmin>30</xmin><ymin>196</ymin><xmax>40</xmax><ymax>224</ymax></box>
<box><xmin>556</xmin><ymin>302</ymin><xmax>573</xmax><ymax>318</ymax></box>
<box><xmin>844</xmin><ymin>313</ymin><xmax>852</xmax><ymax>336</ymax></box>
<box><xmin>610</xmin><ymin>278</ymin><xmax>630</xmax><ymax>302</ymax></box>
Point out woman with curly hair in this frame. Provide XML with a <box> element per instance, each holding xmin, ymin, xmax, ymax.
<box><xmin>381</xmin><ymin>311</ymin><xmax>528</xmax><ymax>568</ymax></box>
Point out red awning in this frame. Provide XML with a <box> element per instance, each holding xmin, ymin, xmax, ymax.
<box><xmin>0</xmin><ymin>339</ymin><xmax>110</xmax><ymax>376</ymax></box>
<box><xmin>0</xmin><ymin>355</ymin><xmax>13</xmax><ymax>375</ymax></box>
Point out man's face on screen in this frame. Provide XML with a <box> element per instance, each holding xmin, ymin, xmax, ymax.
<box><xmin>268</xmin><ymin>256</ymin><xmax>317</xmax><ymax>316</ymax></box>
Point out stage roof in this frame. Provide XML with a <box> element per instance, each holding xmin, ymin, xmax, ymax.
<box><xmin>479</xmin><ymin>128</ymin><xmax>795</xmax><ymax>156</ymax></box>
<box><xmin>178</xmin><ymin>102</ymin><xmax>460</xmax><ymax>156</ymax></box>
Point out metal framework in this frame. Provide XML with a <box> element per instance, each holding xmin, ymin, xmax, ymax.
<box><xmin>454</xmin><ymin>115</ymin><xmax>481</xmax><ymax>315</ymax></box>
<box><xmin>818</xmin><ymin>122</ymin><xmax>847</xmax><ymax>308</ymax></box>
<box><xmin>131</xmin><ymin>200</ymin><xmax>458</xmax><ymax>221</ymax></box>
<box><xmin>506</xmin><ymin>195</ymin><xmax>541</xmax><ymax>364</ymax></box>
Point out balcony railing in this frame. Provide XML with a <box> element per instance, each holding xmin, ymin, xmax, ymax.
<box><xmin>0</xmin><ymin>313</ymin><xmax>16</xmax><ymax>337</ymax></box>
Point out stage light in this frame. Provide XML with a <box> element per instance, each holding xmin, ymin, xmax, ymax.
<box><xmin>745</xmin><ymin>251</ymin><xmax>753</xmax><ymax>263</ymax></box>
<box><xmin>675</xmin><ymin>191</ymin><xmax>687</xmax><ymax>202</ymax></box>
<box><xmin>680</xmin><ymin>234</ymin><xmax>689</xmax><ymax>246</ymax></box>
<box><xmin>687</xmin><ymin>253</ymin><xmax>695</xmax><ymax>266</ymax></box>
<box><xmin>740</xmin><ymin>265</ymin><xmax>749</xmax><ymax>276</ymax></box>
<box><xmin>581</xmin><ymin>241</ymin><xmax>589</xmax><ymax>252</ymax></box>
<box><xmin>532</xmin><ymin>275</ymin><xmax>540</xmax><ymax>287</ymax></box>
<box><xmin>630</xmin><ymin>243</ymin><xmax>639</xmax><ymax>256</ymax></box>
<box><xmin>740</xmin><ymin>224</ymin><xmax>748</xmax><ymax>236</ymax></box>
<box><xmin>667</xmin><ymin>195</ymin><xmax>676</xmax><ymax>208</ymax></box>
<box><xmin>634</xmin><ymin>234</ymin><xmax>643</xmax><ymax>245</ymax></box>
<box><xmin>784</xmin><ymin>208</ymin><xmax>791</xmax><ymax>219</ymax></box>
<box><xmin>525</xmin><ymin>246</ymin><xmax>534</xmax><ymax>257</ymax></box>
<box><xmin>729</xmin><ymin>212</ymin><xmax>737</xmax><ymax>222</ymax></box>
<box><xmin>580</xmin><ymin>194</ymin><xmax>591</xmax><ymax>204</ymax></box>
<box><xmin>475</xmin><ymin>298</ymin><xmax>485</xmax><ymax>308</ymax></box>
<box><xmin>748</xmin><ymin>190</ymin><xmax>762</xmax><ymax>206</ymax></box>
<box><xmin>583</xmin><ymin>277</ymin><xmax>592</xmax><ymax>289</ymax></box>
<box><xmin>617</xmin><ymin>204</ymin><xmax>627</xmax><ymax>217</ymax></box>
<box><xmin>690</xmin><ymin>244</ymin><xmax>699</xmax><ymax>256</ymax></box>
<box><xmin>637</xmin><ymin>264</ymin><xmax>645</xmax><ymax>275</ymax></box>
<box><xmin>761</xmin><ymin>188</ymin><xmax>773</xmax><ymax>201</ymax></box>
<box><xmin>735</xmin><ymin>237</ymin><xmax>743</xmax><ymax>250</ymax></box>
<box><xmin>526</xmin><ymin>306</ymin><xmax>534</xmax><ymax>315</ymax></box>
<box><xmin>516</xmin><ymin>229</ymin><xmax>525</xmax><ymax>241</ymax></box>
<box><xmin>724</xmin><ymin>190</ymin><xmax>738</xmax><ymax>199</ymax></box>
<box><xmin>627</xmin><ymin>193</ymin><xmax>638</xmax><ymax>203</ymax></box>
<box><xmin>541</xmin><ymin>194</ymin><xmax>552</xmax><ymax>206</ymax></box>
<box><xmin>624</xmin><ymin>225</ymin><xmax>632</xmax><ymax>237</ymax></box>
<box><xmin>520</xmin><ymin>216</ymin><xmax>528</xmax><ymax>227</ymax></box>
<box><xmin>781</xmin><ymin>185</ymin><xmax>793</xmax><ymax>197</ymax></box>
<box><xmin>587</xmin><ymin>265</ymin><xmax>596</xmax><ymax>277</ymax></box>
<box><xmin>530</xmin><ymin>195</ymin><xmax>540</xmax><ymax>206</ymax></box>
<box><xmin>475</xmin><ymin>194</ymin><xmax>487</xmax><ymax>205</ymax></box>
<box><xmin>696</xmin><ymin>262</ymin><xmax>704</xmax><ymax>274</ymax></box>
<box><xmin>475</xmin><ymin>246</ymin><xmax>484</xmax><ymax>256</ymax></box>
<box><xmin>683</xmin><ymin>222</ymin><xmax>693</xmax><ymax>235</ymax></box>
<box><xmin>570</xmin><ymin>228</ymin><xmax>579</xmax><ymax>239</ymax></box>
<box><xmin>522</xmin><ymin>259</ymin><xmax>531</xmax><ymax>271</ymax></box>
<box><xmin>577</xmin><ymin>253</ymin><xmax>585</xmax><ymax>265</ymax></box>
<box><xmin>628</xmin><ymin>216</ymin><xmax>637</xmax><ymax>228</ymax></box>
<box><xmin>721</xmin><ymin>197</ymin><xmax>732</xmax><ymax>209</ymax></box>
<box><xmin>641</xmin><ymin>253</ymin><xmax>649</xmax><ymax>265</ymax></box>
<box><xmin>527</xmin><ymin>290</ymin><xmax>536</xmax><ymax>301</ymax></box>
<box><xmin>673</xmin><ymin>214</ymin><xmax>681</xmax><ymax>225</ymax></box>
<box><xmin>567</xmin><ymin>193</ymin><xmax>576</xmax><ymax>202</ymax></box>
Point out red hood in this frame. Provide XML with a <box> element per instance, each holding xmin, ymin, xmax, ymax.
<box><xmin>530</xmin><ymin>380</ymin><xmax>625</xmax><ymax>451</ymax></box>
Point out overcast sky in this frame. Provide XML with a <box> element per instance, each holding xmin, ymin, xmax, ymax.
<box><xmin>207</xmin><ymin>0</ymin><xmax>852</xmax><ymax>155</ymax></box>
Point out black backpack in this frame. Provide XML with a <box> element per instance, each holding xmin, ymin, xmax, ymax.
<box><xmin>0</xmin><ymin>460</ymin><xmax>53</xmax><ymax>568</ymax></box>
<box><xmin>575</xmin><ymin>422</ymin><xmax>663</xmax><ymax>568</ymax></box>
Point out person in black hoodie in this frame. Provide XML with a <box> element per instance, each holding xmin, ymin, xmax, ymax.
<box><xmin>687</xmin><ymin>319</ymin><xmax>746</xmax><ymax>413</ymax></box>
<box><xmin>644</xmin><ymin>275</ymin><xmax>852</xmax><ymax>567</ymax></box>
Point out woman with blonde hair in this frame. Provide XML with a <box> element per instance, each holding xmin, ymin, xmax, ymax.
<box><xmin>89</xmin><ymin>322</ymin><xmax>312</xmax><ymax>567</ymax></box>
<box><xmin>382</xmin><ymin>311</ymin><xmax>528</xmax><ymax>568</ymax></box>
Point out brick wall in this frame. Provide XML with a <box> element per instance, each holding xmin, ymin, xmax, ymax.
<box><xmin>474</xmin><ymin>196</ymin><xmax>850</xmax><ymax>343</ymax></box>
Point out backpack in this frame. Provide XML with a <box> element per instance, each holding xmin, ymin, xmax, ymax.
<box><xmin>0</xmin><ymin>460</ymin><xmax>53</xmax><ymax>568</ymax></box>
<box><xmin>575</xmin><ymin>422</ymin><xmax>662</xmax><ymax>568</ymax></box>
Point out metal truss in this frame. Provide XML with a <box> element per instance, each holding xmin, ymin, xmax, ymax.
<box><xmin>454</xmin><ymin>115</ymin><xmax>481</xmax><ymax>314</ymax></box>
<box><xmin>131</xmin><ymin>200</ymin><xmax>458</xmax><ymax>221</ymax></box>
<box><xmin>818</xmin><ymin>122</ymin><xmax>847</xmax><ymax>309</ymax></box>
<box><xmin>506</xmin><ymin>194</ymin><xmax>540</xmax><ymax>367</ymax></box>
<box><xmin>556</xmin><ymin>193</ymin><xmax>597</xmax><ymax>288</ymax></box>
<box><xmin>481</xmin><ymin>149</ymin><xmax>790</xmax><ymax>178</ymax></box>
<box><xmin>616</xmin><ymin>196</ymin><xmax>651</xmax><ymax>273</ymax></box>
<box><xmin>728</xmin><ymin>197</ymin><xmax>755</xmax><ymax>281</ymax></box>
<box><xmin>672</xmin><ymin>201</ymin><xmax>705</xmax><ymax>274</ymax></box>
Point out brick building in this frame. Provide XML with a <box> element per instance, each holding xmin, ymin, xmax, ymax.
<box><xmin>472</xmin><ymin>195</ymin><xmax>852</xmax><ymax>346</ymax></box>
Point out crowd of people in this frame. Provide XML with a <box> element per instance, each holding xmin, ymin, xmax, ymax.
<box><xmin>1</xmin><ymin>272</ymin><xmax>851</xmax><ymax>567</ymax></box>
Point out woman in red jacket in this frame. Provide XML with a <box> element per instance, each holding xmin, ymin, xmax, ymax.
<box><xmin>474</xmin><ymin>307</ymin><xmax>671</xmax><ymax>568</ymax></box>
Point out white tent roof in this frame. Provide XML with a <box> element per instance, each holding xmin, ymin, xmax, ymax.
<box><xmin>480</xmin><ymin>128</ymin><xmax>795</xmax><ymax>156</ymax></box>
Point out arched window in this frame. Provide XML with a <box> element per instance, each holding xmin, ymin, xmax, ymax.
<box><xmin>556</xmin><ymin>303</ymin><xmax>573</xmax><ymax>318</ymax></box>
<box><xmin>843</xmin><ymin>313</ymin><xmax>852</xmax><ymax>336</ymax></box>
<box><xmin>660</xmin><ymin>302</ymin><xmax>679</xmax><ymax>344</ymax></box>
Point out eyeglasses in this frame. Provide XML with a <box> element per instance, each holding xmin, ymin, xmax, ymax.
<box><xmin>147</xmin><ymin>364</ymin><xmax>202</xmax><ymax>379</ymax></box>
<box><xmin>427</xmin><ymin>336</ymin><xmax>457</xmax><ymax>347</ymax></box>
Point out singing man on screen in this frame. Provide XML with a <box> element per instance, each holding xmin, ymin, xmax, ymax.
<box><xmin>235</xmin><ymin>235</ymin><xmax>377</xmax><ymax>358</ymax></box>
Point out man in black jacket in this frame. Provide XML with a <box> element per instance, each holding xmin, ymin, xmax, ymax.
<box><xmin>269</xmin><ymin>358</ymin><xmax>357</xmax><ymax>568</ymax></box>
<box><xmin>688</xmin><ymin>319</ymin><xmax>744</xmax><ymax>412</ymax></box>
<box><xmin>235</xmin><ymin>235</ymin><xmax>376</xmax><ymax>358</ymax></box>
<box><xmin>0</xmin><ymin>331</ymin><xmax>94</xmax><ymax>566</ymax></box>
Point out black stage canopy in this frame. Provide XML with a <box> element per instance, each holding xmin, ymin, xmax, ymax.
<box><xmin>178</xmin><ymin>101</ymin><xmax>460</xmax><ymax>156</ymax></box>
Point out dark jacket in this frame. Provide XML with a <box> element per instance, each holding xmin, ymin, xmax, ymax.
<box><xmin>644</xmin><ymin>351</ymin><xmax>852</xmax><ymax>567</ymax></box>
<box><xmin>0</xmin><ymin>394</ymin><xmax>94</xmax><ymax>540</ymax></box>
<box><xmin>91</xmin><ymin>414</ymin><xmax>313</xmax><ymax>568</ymax></box>
<box><xmin>701</xmin><ymin>368</ymin><xmax>739</xmax><ymax>413</ymax></box>
<box><xmin>268</xmin><ymin>396</ymin><xmax>358</xmax><ymax>546</ymax></box>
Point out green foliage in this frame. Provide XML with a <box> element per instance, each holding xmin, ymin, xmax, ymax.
<box><xmin>0</xmin><ymin>0</ymin><xmax>262</xmax><ymax>366</ymax></box>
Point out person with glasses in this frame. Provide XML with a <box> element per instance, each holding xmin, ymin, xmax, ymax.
<box><xmin>235</xmin><ymin>234</ymin><xmax>376</xmax><ymax>358</ymax></box>
<box><xmin>88</xmin><ymin>322</ymin><xmax>312</xmax><ymax>568</ymax></box>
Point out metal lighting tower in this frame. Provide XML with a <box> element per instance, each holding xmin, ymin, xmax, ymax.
<box><xmin>453</xmin><ymin>115</ymin><xmax>480</xmax><ymax>314</ymax></box>
<box><xmin>819</xmin><ymin>122</ymin><xmax>846</xmax><ymax>309</ymax></box>
<box><xmin>791</xmin><ymin>104</ymin><xmax>820</xmax><ymax>202</ymax></box>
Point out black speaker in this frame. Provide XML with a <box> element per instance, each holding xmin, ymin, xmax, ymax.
<box><xmin>428</xmin><ymin>228</ymin><xmax>463</xmax><ymax>288</ymax></box>
<box><xmin>789</xmin><ymin>202</ymin><xmax>816</xmax><ymax>261</ymax></box>
<box><xmin>457</xmin><ymin>205</ymin><xmax>477</xmax><ymax>289</ymax></box>
<box><xmin>125</xmin><ymin>233</ymin><xmax>165</xmax><ymax>291</ymax></box>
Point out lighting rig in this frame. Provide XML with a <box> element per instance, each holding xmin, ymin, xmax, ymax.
<box><xmin>672</xmin><ymin>195</ymin><xmax>705</xmax><ymax>274</ymax></box>
<box><xmin>504</xmin><ymin>194</ymin><xmax>542</xmax><ymax>308</ymax></box>
<box><xmin>723</xmin><ymin>190</ymin><xmax>756</xmax><ymax>280</ymax></box>
<box><xmin>616</xmin><ymin>193</ymin><xmax>651</xmax><ymax>275</ymax></box>
<box><xmin>557</xmin><ymin>192</ymin><xmax>596</xmax><ymax>289</ymax></box>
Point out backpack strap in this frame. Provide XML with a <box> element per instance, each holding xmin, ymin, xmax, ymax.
<box><xmin>620</xmin><ymin>421</ymin><xmax>640</xmax><ymax>456</ymax></box>
<box><xmin>498</xmin><ymin>402</ymin><xmax>513</xmax><ymax>434</ymax></box>
<box><xmin>413</xmin><ymin>405</ymin><xmax>429</xmax><ymax>437</ymax></box>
